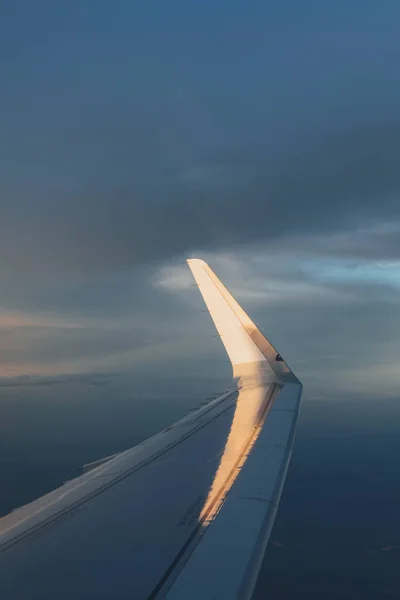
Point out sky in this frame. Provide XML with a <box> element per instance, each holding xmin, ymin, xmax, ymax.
<box><xmin>0</xmin><ymin>1</ymin><xmax>400</xmax><ymax>399</ymax></box>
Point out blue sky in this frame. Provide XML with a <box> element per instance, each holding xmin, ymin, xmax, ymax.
<box><xmin>0</xmin><ymin>1</ymin><xmax>399</xmax><ymax>397</ymax></box>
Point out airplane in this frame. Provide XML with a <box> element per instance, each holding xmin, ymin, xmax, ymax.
<box><xmin>0</xmin><ymin>259</ymin><xmax>302</xmax><ymax>599</ymax></box>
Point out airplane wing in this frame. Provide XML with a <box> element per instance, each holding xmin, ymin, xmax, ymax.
<box><xmin>0</xmin><ymin>259</ymin><xmax>302</xmax><ymax>600</ymax></box>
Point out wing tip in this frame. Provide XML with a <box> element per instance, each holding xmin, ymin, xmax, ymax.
<box><xmin>186</xmin><ymin>257</ymin><xmax>301</xmax><ymax>384</ymax></box>
<box><xmin>187</xmin><ymin>258</ymin><xmax>208</xmax><ymax>268</ymax></box>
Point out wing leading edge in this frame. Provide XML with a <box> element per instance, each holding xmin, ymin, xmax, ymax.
<box><xmin>0</xmin><ymin>259</ymin><xmax>302</xmax><ymax>600</ymax></box>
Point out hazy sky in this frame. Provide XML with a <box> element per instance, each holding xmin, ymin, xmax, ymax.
<box><xmin>1</xmin><ymin>1</ymin><xmax>399</xmax><ymax>397</ymax></box>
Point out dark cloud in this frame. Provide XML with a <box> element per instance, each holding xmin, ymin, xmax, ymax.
<box><xmin>1</xmin><ymin>3</ymin><xmax>400</xmax><ymax>284</ymax></box>
<box><xmin>1</xmin><ymin>123</ymin><xmax>400</xmax><ymax>283</ymax></box>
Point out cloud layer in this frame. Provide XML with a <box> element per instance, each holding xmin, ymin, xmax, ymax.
<box><xmin>0</xmin><ymin>2</ymin><xmax>399</xmax><ymax>397</ymax></box>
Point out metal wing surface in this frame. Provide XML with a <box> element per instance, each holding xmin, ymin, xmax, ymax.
<box><xmin>0</xmin><ymin>259</ymin><xmax>302</xmax><ymax>600</ymax></box>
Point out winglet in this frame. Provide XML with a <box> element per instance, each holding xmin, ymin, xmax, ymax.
<box><xmin>187</xmin><ymin>259</ymin><xmax>299</xmax><ymax>383</ymax></box>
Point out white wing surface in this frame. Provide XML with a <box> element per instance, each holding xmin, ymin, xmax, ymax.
<box><xmin>0</xmin><ymin>259</ymin><xmax>302</xmax><ymax>600</ymax></box>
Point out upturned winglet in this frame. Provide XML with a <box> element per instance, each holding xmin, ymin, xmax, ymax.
<box><xmin>187</xmin><ymin>258</ymin><xmax>299</xmax><ymax>383</ymax></box>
